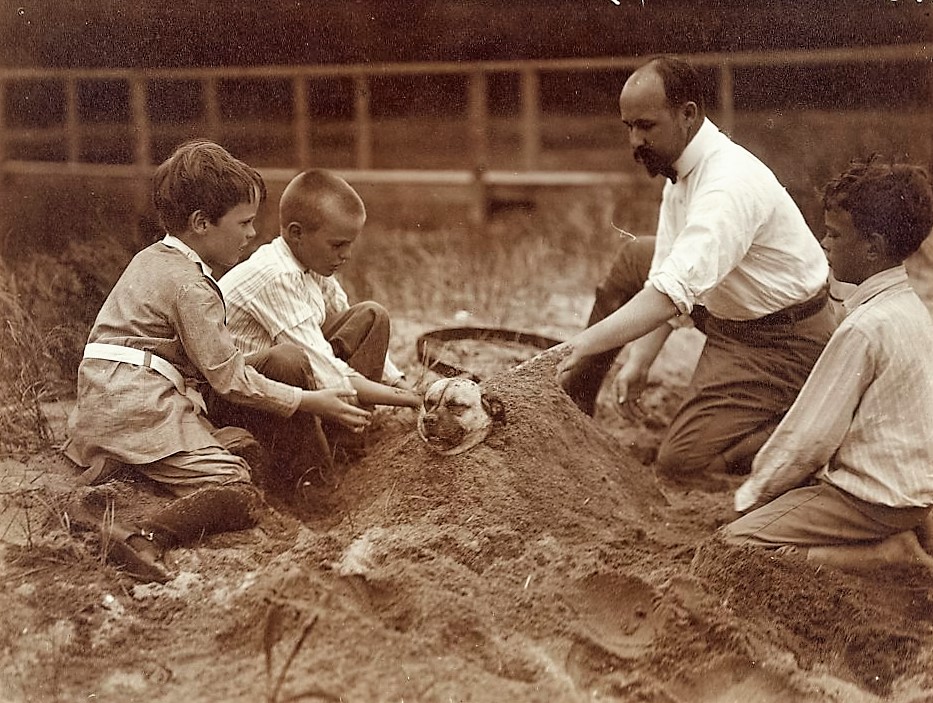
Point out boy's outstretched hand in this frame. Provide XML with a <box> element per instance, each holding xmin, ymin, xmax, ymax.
<box><xmin>299</xmin><ymin>389</ymin><xmax>372</xmax><ymax>430</ymax></box>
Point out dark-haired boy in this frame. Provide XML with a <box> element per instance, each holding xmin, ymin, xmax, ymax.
<box><xmin>64</xmin><ymin>140</ymin><xmax>370</xmax><ymax>582</ymax></box>
<box><xmin>723</xmin><ymin>158</ymin><xmax>933</xmax><ymax>572</ymax></box>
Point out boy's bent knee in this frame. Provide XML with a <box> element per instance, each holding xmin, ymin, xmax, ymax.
<box><xmin>349</xmin><ymin>301</ymin><xmax>389</xmax><ymax>330</ymax></box>
<box><xmin>255</xmin><ymin>343</ymin><xmax>314</xmax><ymax>388</ymax></box>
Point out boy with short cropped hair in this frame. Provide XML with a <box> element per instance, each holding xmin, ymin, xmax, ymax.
<box><xmin>723</xmin><ymin>157</ymin><xmax>933</xmax><ymax>572</ymax></box>
<box><xmin>64</xmin><ymin>140</ymin><xmax>370</xmax><ymax>583</ymax></box>
<box><xmin>218</xmin><ymin>169</ymin><xmax>422</xmax><ymax>460</ymax></box>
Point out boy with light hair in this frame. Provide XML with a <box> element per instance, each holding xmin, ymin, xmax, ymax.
<box><xmin>219</xmin><ymin>169</ymin><xmax>422</xmax><ymax>461</ymax></box>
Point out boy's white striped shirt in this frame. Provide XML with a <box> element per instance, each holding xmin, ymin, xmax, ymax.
<box><xmin>736</xmin><ymin>266</ymin><xmax>933</xmax><ymax>512</ymax></box>
<box><xmin>220</xmin><ymin>237</ymin><xmax>357</xmax><ymax>391</ymax></box>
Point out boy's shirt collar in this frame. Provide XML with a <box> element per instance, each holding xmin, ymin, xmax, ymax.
<box><xmin>842</xmin><ymin>265</ymin><xmax>909</xmax><ymax>316</ymax></box>
<box><xmin>275</xmin><ymin>235</ymin><xmax>309</xmax><ymax>274</ymax></box>
<box><xmin>162</xmin><ymin>234</ymin><xmax>216</xmax><ymax>280</ymax></box>
<box><xmin>276</xmin><ymin>235</ymin><xmax>333</xmax><ymax>285</ymax></box>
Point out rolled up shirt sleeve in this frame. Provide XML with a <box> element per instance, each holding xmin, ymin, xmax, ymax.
<box><xmin>649</xmin><ymin>182</ymin><xmax>762</xmax><ymax>317</ymax></box>
<box><xmin>647</xmin><ymin>119</ymin><xmax>826</xmax><ymax>321</ymax></box>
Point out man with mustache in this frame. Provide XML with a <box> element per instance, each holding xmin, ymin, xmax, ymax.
<box><xmin>559</xmin><ymin>56</ymin><xmax>835</xmax><ymax>482</ymax></box>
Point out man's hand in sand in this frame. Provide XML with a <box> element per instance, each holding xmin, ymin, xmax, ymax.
<box><xmin>613</xmin><ymin>359</ymin><xmax>650</xmax><ymax>423</ymax></box>
<box><xmin>300</xmin><ymin>389</ymin><xmax>372</xmax><ymax>431</ymax></box>
<box><xmin>554</xmin><ymin>343</ymin><xmax>580</xmax><ymax>387</ymax></box>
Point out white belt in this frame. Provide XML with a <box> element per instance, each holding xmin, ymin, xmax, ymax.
<box><xmin>84</xmin><ymin>342</ymin><xmax>186</xmax><ymax>393</ymax></box>
<box><xmin>83</xmin><ymin>342</ymin><xmax>205</xmax><ymax>413</ymax></box>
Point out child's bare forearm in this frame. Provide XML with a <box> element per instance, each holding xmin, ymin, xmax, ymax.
<box><xmin>352</xmin><ymin>377</ymin><xmax>423</xmax><ymax>408</ymax></box>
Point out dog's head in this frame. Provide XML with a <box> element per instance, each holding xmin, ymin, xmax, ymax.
<box><xmin>417</xmin><ymin>378</ymin><xmax>506</xmax><ymax>455</ymax></box>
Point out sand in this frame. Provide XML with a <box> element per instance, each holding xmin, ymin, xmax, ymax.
<box><xmin>1</xmin><ymin>345</ymin><xmax>932</xmax><ymax>703</ymax></box>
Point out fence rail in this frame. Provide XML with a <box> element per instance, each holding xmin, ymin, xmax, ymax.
<box><xmin>1</xmin><ymin>44</ymin><xmax>931</xmax><ymax>223</ymax></box>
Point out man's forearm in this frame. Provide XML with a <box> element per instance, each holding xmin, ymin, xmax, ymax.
<box><xmin>624</xmin><ymin>323</ymin><xmax>673</xmax><ymax>369</ymax></box>
<box><xmin>571</xmin><ymin>285</ymin><xmax>678</xmax><ymax>358</ymax></box>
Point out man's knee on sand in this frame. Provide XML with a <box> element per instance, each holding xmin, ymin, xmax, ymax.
<box><xmin>718</xmin><ymin>515</ymin><xmax>763</xmax><ymax>547</ymax></box>
<box><xmin>655</xmin><ymin>440</ymin><xmax>720</xmax><ymax>478</ymax></box>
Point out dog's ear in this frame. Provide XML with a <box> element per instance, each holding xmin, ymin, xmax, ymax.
<box><xmin>481</xmin><ymin>391</ymin><xmax>506</xmax><ymax>425</ymax></box>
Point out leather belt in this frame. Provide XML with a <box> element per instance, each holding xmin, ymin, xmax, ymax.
<box><xmin>82</xmin><ymin>342</ymin><xmax>206</xmax><ymax>413</ymax></box>
<box><xmin>752</xmin><ymin>289</ymin><xmax>828</xmax><ymax>326</ymax></box>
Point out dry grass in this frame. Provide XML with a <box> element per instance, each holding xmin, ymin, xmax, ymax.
<box><xmin>342</xmin><ymin>186</ymin><xmax>627</xmax><ymax>324</ymax></box>
<box><xmin>0</xmin><ymin>215</ymin><xmax>138</xmax><ymax>454</ymax></box>
<box><xmin>0</xmin><ymin>264</ymin><xmax>60</xmax><ymax>455</ymax></box>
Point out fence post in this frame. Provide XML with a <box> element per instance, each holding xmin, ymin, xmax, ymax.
<box><xmin>203</xmin><ymin>77</ymin><xmax>221</xmax><ymax>142</ymax></box>
<box><xmin>929</xmin><ymin>14</ymin><xmax>933</xmax><ymax>167</ymax></box>
<box><xmin>0</xmin><ymin>78</ymin><xmax>6</xmax><ymax>168</ymax></box>
<box><xmin>468</xmin><ymin>71</ymin><xmax>489</xmax><ymax>169</ymax></box>
<box><xmin>354</xmin><ymin>76</ymin><xmax>372</xmax><ymax>169</ymax></box>
<box><xmin>66</xmin><ymin>77</ymin><xmax>80</xmax><ymax>163</ymax></box>
<box><xmin>521</xmin><ymin>68</ymin><xmax>540</xmax><ymax>170</ymax></box>
<box><xmin>292</xmin><ymin>74</ymin><xmax>311</xmax><ymax>169</ymax></box>
<box><xmin>719</xmin><ymin>60</ymin><xmax>735</xmax><ymax>136</ymax></box>
<box><xmin>129</xmin><ymin>74</ymin><xmax>151</xmax><ymax>216</ymax></box>
<box><xmin>468</xmin><ymin>71</ymin><xmax>489</xmax><ymax>227</ymax></box>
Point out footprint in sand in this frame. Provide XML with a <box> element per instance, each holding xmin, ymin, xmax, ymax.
<box><xmin>567</xmin><ymin>573</ymin><xmax>659</xmax><ymax>661</ymax></box>
<box><xmin>667</xmin><ymin>655</ymin><xmax>809</xmax><ymax>703</ymax></box>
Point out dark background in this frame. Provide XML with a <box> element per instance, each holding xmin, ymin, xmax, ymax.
<box><xmin>3</xmin><ymin>1</ymin><xmax>932</xmax><ymax>116</ymax></box>
<box><xmin>4</xmin><ymin>0</ymin><xmax>930</xmax><ymax>68</ymax></box>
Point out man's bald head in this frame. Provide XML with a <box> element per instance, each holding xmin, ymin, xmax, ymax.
<box><xmin>619</xmin><ymin>57</ymin><xmax>704</xmax><ymax>179</ymax></box>
<box><xmin>628</xmin><ymin>57</ymin><xmax>706</xmax><ymax>114</ymax></box>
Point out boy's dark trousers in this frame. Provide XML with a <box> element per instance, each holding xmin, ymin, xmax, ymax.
<box><xmin>210</xmin><ymin>301</ymin><xmax>392</xmax><ymax>487</ymax></box>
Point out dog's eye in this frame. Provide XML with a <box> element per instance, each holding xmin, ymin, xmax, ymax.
<box><xmin>445</xmin><ymin>402</ymin><xmax>469</xmax><ymax>414</ymax></box>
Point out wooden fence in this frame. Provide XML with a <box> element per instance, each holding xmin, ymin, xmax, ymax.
<box><xmin>1</xmin><ymin>44</ymin><xmax>931</xmax><ymax>222</ymax></box>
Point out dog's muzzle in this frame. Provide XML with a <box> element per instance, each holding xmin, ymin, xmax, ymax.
<box><xmin>416</xmin><ymin>377</ymin><xmax>502</xmax><ymax>456</ymax></box>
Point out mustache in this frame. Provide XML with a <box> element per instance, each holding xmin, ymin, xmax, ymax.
<box><xmin>634</xmin><ymin>146</ymin><xmax>658</xmax><ymax>164</ymax></box>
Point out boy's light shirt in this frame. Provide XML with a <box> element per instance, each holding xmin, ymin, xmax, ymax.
<box><xmin>163</xmin><ymin>234</ymin><xmax>216</xmax><ymax>280</ymax></box>
<box><xmin>735</xmin><ymin>265</ymin><xmax>933</xmax><ymax>512</ymax></box>
<box><xmin>220</xmin><ymin>236</ymin><xmax>403</xmax><ymax>391</ymax></box>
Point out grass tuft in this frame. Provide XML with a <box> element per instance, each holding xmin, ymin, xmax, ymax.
<box><xmin>0</xmin><ymin>264</ymin><xmax>59</xmax><ymax>455</ymax></box>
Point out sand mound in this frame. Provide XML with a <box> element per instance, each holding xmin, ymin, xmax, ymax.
<box><xmin>2</xmin><ymin>352</ymin><xmax>933</xmax><ymax>702</ymax></box>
